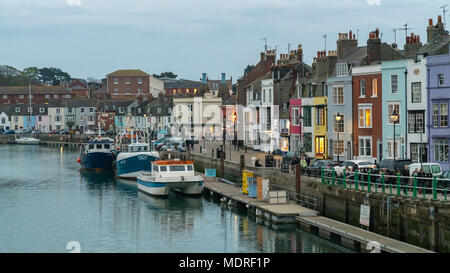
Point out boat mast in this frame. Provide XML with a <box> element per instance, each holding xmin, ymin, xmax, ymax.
<box><xmin>28</xmin><ymin>82</ymin><xmax>32</xmax><ymax>131</ymax></box>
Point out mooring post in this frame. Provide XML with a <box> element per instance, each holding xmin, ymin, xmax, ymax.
<box><xmin>367</xmin><ymin>170</ymin><xmax>371</xmax><ymax>193</ymax></box>
<box><xmin>355</xmin><ymin>170</ymin><xmax>359</xmax><ymax>190</ymax></box>
<box><xmin>342</xmin><ymin>170</ymin><xmax>346</xmax><ymax>189</ymax></box>
<box><xmin>381</xmin><ymin>172</ymin><xmax>385</xmax><ymax>194</ymax></box>
<box><xmin>397</xmin><ymin>173</ymin><xmax>401</xmax><ymax>196</ymax></box>
<box><xmin>321</xmin><ymin>167</ymin><xmax>324</xmax><ymax>185</ymax></box>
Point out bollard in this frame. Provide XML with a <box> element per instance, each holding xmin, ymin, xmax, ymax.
<box><xmin>332</xmin><ymin>169</ymin><xmax>336</xmax><ymax>187</ymax></box>
<box><xmin>433</xmin><ymin>176</ymin><xmax>437</xmax><ymax>200</ymax></box>
<box><xmin>367</xmin><ymin>170</ymin><xmax>372</xmax><ymax>193</ymax></box>
<box><xmin>397</xmin><ymin>173</ymin><xmax>401</xmax><ymax>196</ymax></box>
<box><xmin>404</xmin><ymin>184</ymin><xmax>408</xmax><ymax>196</ymax></box>
<box><xmin>381</xmin><ymin>172</ymin><xmax>385</xmax><ymax>194</ymax></box>
<box><xmin>413</xmin><ymin>174</ymin><xmax>418</xmax><ymax>198</ymax></box>
<box><xmin>355</xmin><ymin>170</ymin><xmax>359</xmax><ymax>190</ymax></box>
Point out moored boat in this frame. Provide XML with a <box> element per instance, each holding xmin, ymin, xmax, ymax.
<box><xmin>116</xmin><ymin>142</ymin><xmax>159</xmax><ymax>179</ymax></box>
<box><xmin>15</xmin><ymin>136</ymin><xmax>40</xmax><ymax>145</ymax></box>
<box><xmin>137</xmin><ymin>159</ymin><xmax>203</xmax><ymax>197</ymax></box>
<box><xmin>78</xmin><ymin>137</ymin><xmax>115</xmax><ymax>171</ymax></box>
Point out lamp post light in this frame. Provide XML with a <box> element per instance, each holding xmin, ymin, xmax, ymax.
<box><xmin>390</xmin><ymin>110</ymin><xmax>399</xmax><ymax>162</ymax></box>
<box><xmin>335</xmin><ymin>113</ymin><xmax>343</xmax><ymax>163</ymax></box>
<box><xmin>232</xmin><ymin>111</ymin><xmax>237</xmax><ymax>150</ymax></box>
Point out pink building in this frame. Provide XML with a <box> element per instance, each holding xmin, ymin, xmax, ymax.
<box><xmin>289</xmin><ymin>98</ymin><xmax>302</xmax><ymax>152</ymax></box>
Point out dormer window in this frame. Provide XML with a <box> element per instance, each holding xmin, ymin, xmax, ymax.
<box><xmin>336</xmin><ymin>63</ymin><xmax>348</xmax><ymax>77</ymax></box>
<box><xmin>39</xmin><ymin>108</ymin><xmax>45</xmax><ymax>113</ymax></box>
<box><xmin>15</xmin><ymin>107</ymin><xmax>20</xmax><ymax>113</ymax></box>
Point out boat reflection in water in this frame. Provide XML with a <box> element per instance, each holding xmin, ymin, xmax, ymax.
<box><xmin>79</xmin><ymin>169</ymin><xmax>116</xmax><ymax>191</ymax></box>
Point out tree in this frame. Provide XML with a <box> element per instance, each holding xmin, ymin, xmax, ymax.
<box><xmin>22</xmin><ymin>67</ymin><xmax>39</xmax><ymax>82</ymax></box>
<box><xmin>38</xmin><ymin>67</ymin><xmax>71</xmax><ymax>86</ymax></box>
<box><xmin>152</xmin><ymin>72</ymin><xmax>177</xmax><ymax>79</ymax></box>
<box><xmin>244</xmin><ymin>65</ymin><xmax>255</xmax><ymax>76</ymax></box>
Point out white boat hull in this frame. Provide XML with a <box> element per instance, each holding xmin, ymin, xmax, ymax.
<box><xmin>15</xmin><ymin>138</ymin><xmax>40</xmax><ymax>145</ymax></box>
<box><xmin>137</xmin><ymin>172</ymin><xmax>204</xmax><ymax>197</ymax></box>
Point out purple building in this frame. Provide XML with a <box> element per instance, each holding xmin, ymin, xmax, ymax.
<box><xmin>427</xmin><ymin>54</ymin><xmax>450</xmax><ymax>171</ymax></box>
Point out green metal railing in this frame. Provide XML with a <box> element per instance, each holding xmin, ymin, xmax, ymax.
<box><xmin>319</xmin><ymin>167</ymin><xmax>449</xmax><ymax>201</ymax></box>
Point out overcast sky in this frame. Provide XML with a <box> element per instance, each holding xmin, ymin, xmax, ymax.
<box><xmin>0</xmin><ymin>0</ymin><xmax>446</xmax><ymax>82</ymax></box>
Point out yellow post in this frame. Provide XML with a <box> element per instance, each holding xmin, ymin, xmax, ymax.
<box><xmin>242</xmin><ymin>170</ymin><xmax>253</xmax><ymax>194</ymax></box>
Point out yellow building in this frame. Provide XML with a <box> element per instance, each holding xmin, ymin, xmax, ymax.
<box><xmin>313</xmin><ymin>97</ymin><xmax>327</xmax><ymax>159</ymax></box>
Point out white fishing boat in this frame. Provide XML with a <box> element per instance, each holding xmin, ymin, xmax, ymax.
<box><xmin>137</xmin><ymin>159</ymin><xmax>204</xmax><ymax>197</ymax></box>
<box><xmin>15</xmin><ymin>136</ymin><xmax>40</xmax><ymax>145</ymax></box>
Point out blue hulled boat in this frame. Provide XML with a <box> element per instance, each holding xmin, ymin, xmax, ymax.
<box><xmin>116</xmin><ymin>142</ymin><xmax>159</xmax><ymax>179</ymax></box>
<box><xmin>78</xmin><ymin>137</ymin><xmax>115</xmax><ymax>171</ymax></box>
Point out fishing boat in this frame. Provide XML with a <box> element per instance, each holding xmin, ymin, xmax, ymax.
<box><xmin>78</xmin><ymin>136</ymin><xmax>115</xmax><ymax>171</ymax></box>
<box><xmin>137</xmin><ymin>159</ymin><xmax>203</xmax><ymax>197</ymax></box>
<box><xmin>116</xmin><ymin>142</ymin><xmax>159</xmax><ymax>179</ymax></box>
<box><xmin>15</xmin><ymin>136</ymin><xmax>40</xmax><ymax>145</ymax></box>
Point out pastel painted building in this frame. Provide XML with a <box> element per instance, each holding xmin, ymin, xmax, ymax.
<box><xmin>0</xmin><ymin>106</ymin><xmax>11</xmax><ymax>130</ymax></box>
<box><xmin>289</xmin><ymin>98</ymin><xmax>302</xmax><ymax>152</ymax></box>
<box><xmin>381</xmin><ymin>59</ymin><xmax>407</xmax><ymax>161</ymax></box>
<box><xmin>406</xmin><ymin>56</ymin><xmax>428</xmax><ymax>163</ymax></box>
<box><xmin>427</xmin><ymin>54</ymin><xmax>450</xmax><ymax>171</ymax></box>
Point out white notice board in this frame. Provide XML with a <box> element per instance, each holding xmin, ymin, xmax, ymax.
<box><xmin>360</xmin><ymin>205</ymin><xmax>370</xmax><ymax>227</ymax></box>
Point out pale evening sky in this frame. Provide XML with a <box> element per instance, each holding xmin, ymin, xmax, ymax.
<box><xmin>0</xmin><ymin>0</ymin><xmax>447</xmax><ymax>82</ymax></box>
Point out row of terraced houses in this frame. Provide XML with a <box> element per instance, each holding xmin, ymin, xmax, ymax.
<box><xmin>0</xmin><ymin>16</ymin><xmax>449</xmax><ymax>170</ymax></box>
<box><xmin>236</xmin><ymin>16</ymin><xmax>450</xmax><ymax>171</ymax></box>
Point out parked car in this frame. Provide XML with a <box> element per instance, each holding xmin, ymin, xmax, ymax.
<box><xmin>408</xmin><ymin>163</ymin><xmax>443</xmax><ymax>177</ymax></box>
<box><xmin>437</xmin><ymin>171</ymin><xmax>450</xmax><ymax>189</ymax></box>
<box><xmin>374</xmin><ymin>159</ymin><xmax>412</xmax><ymax>175</ymax></box>
<box><xmin>16</xmin><ymin>128</ymin><xmax>30</xmax><ymax>134</ymax></box>
<box><xmin>59</xmin><ymin>129</ymin><xmax>70</xmax><ymax>135</ymax></box>
<box><xmin>282</xmin><ymin>151</ymin><xmax>301</xmax><ymax>165</ymax></box>
<box><xmin>84</xmin><ymin>130</ymin><xmax>96</xmax><ymax>135</ymax></box>
<box><xmin>333</xmin><ymin>160</ymin><xmax>376</xmax><ymax>176</ymax></box>
<box><xmin>2</xmin><ymin>129</ymin><xmax>15</xmax><ymax>135</ymax></box>
<box><xmin>305</xmin><ymin>160</ymin><xmax>339</xmax><ymax>177</ymax></box>
<box><xmin>160</xmin><ymin>141</ymin><xmax>186</xmax><ymax>152</ymax></box>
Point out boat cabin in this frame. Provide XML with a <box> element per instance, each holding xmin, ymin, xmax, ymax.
<box><xmin>83</xmin><ymin>139</ymin><xmax>115</xmax><ymax>153</ymax></box>
<box><xmin>120</xmin><ymin>142</ymin><xmax>152</xmax><ymax>153</ymax></box>
<box><xmin>151</xmin><ymin>159</ymin><xmax>195</xmax><ymax>177</ymax></box>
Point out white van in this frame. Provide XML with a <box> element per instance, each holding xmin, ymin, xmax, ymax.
<box><xmin>408</xmin><ymin>163</ymin><xmax>443</xmax><ymax>177</ymax></box>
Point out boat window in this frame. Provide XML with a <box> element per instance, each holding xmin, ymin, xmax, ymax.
<box><xmin>96</xmin><ymin>144</ymin><xmax>102</xmax><ymax>149</ymax></box>
<box><xmin>187</xmin><ymin>165</ymin><xmax>193</xmax><ymax>171</ymax></box>
<box><xmin>88</xmin><ymin>144</ymin><xmax>94</xmax><ymax>149</ymax></box>
<box><xmin>153</xmin><ymin>165</ymin><xmax>158</xmax><ymax>172</ymax></box>
<box><xmin>422</xmin><ymin>165</ymin><xmax>431</xmax><ymax>173</ymax></box>
<box><xmin>104</xmin><ymin>144</ymin><xmax>110</xmax><ymax>149</ymax></box>
<box><xmin>160</xmin><ymin>166</ymin><xmax>167</xmax><ymax>172</ymax></box>
<box><xmin>169</xmin><ymin>165</ymin><xmax>186</xmax><ymax>172</ymax></box>
<box><xmin>143</xmin><ymin>146</ymin><xmax>148</xmax><ymax>151</ymax></box>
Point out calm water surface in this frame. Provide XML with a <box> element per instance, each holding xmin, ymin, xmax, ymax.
<box><xmin>0</xmin><ymin>145</ymin><xmax>354</xmax><ymax>253</ymax></box>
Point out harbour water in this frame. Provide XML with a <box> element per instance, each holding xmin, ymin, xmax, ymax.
<box><xmin>0</xmin><ymin>145</ymin><xmax>354</xmax><ymax>253</ymax></box>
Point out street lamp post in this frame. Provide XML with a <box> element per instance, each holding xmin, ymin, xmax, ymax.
<box><xmin>335</xmin><ymin>113</ymin><xmax>343</xmax><ymax>163</ymax></box>
<box><xmin>390</xmin><ymin>110</ymin><xmax>399</xmax><ymax>162</ymax></box>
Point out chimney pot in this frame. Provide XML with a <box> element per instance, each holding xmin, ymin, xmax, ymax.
<box><xmin>429</xmin><ymin>19</ymin><xmax>433</xmax><ymax>26</ymax></box>
<box><xmin>438</xmin><ymin>15</ymin><xmax>442</xmax><ymax>23</ymax></box>
<box><xmin>353</xmin><ymin>34</ymin><xmax>356</xmax><ymax>40</ymax></box>
<box><xmin>349</xmin><ymin>30</ymin><xmax>352</xmax><ymax>39</ymax></box>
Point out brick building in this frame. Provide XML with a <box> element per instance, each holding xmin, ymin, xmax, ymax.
<box><xmin>106</xmin><ymin>69</ymin><xmax>163</xmax><ymax>100</ymax></box>
<box><xmin>0</xmin><ymin>85</ymin><xmax>72</xmax><ymax>105</ymax></box>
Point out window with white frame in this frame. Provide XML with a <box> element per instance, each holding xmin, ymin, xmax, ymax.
<box><xmin>19</xmin><ymin>95</ymin><xmax>24</xmax><ymax>99</ymax></box>
<box><xmin>372</xmin><ymin>78</ymin><xmax>378</xmax><ymax>97</ymax></box>
<box><xmin>39</xmin><ymin>108</ymin><xmax>45</xmax><ymax>113</ymax></box>
<box><xmin>138</xmin><ymin>88</ymin><xmax>142</xmax><ymax>94</ymax></box>
<box><xmin>387</xmin><ymin>140</ymin><xmax>400</xmax><ymax>159</ymax></box>
<box><xmin>336</xmin><ymin>63</ymin><xmax>348</xmax><ymax>77</ymax></box>
<box><xmin>438</xmin><ymin>74</ymin><xmax>444</xmax><ymax>86</ymax></box>
<box><xmin>15</xmin><ymin>107</ymin><xmax>20</xmax><ymax>113</ymax></box>
<box><xmin>332</xmin><ymin>140</ymin><xmax>344</xmax><ymax>155</ymax></box>
<box><xmin>2</xmin><ymin>95</ymin><xmax>7</xmax><ymax>99</ymax></box>
<box><xmin>45</xmin><ymin>95</ymin><xmax>50</xmax><ymax>99</ymax></box>
<box><xmin>158</xmin><ymin>107</ymin><xmax>161</xmax><ymax>113</ymax></box>
<box><xmin>138</xmin><ymin>77</ymin><xmax>143</xmax><ymax>84</ymax></box>
<box><xmin>316</xmin><ymin>107</ymin><xmax>325</xmax><ymax>125</ymax></box>
<box><xmin>434</xmin><ymin>139</ymin><xmax>449</xmax><ymax>162</ymax></box>
<box><xmin>411</xmin><ymin>82</ymin><xmax>421</xmax><ymax>103</ymax></box>
<box><xmin>27</xmin><ymin>107</ymin><xmax>32</xmax><ymax>113</ymax></box>
<box><xmin>359</xmin><ymin>136</ymin><xmax>372</xmax><ymax>157</ymax></box>
<box><xmin>432</xmin><ymin>103</ymin><xmax>448</xmax><ymax>127</ymax></box>
<box><xmin>333</xmin><ymin>114</ymin><xmax>344</xmax><ymax>133</ymax></box>
<box><xmin>408</xmin><ymin>111</ymin><xmax>424</xmax><ymax>133</ymax></box>
<box><xmin>391</xmin><ymin>75</ymin><xmax>398</xmax><ymax>94</ymax></box>
<box><xmin>388</xmin><ymin>103</ymin><xmax>400</xmax><ymax>124</ymax></box>
<box><xmin>126</xmin><ymin>78</ymin><xmax>131</xmax><ymax>84</ymax></box>
<box><xmin>292</xmin><ymin>107</ymin><xmax>300</xmax><ymax>126</ymax></box>
<box><xmin>360</xmin><ymin>79</ymin><xmax>365</xmax><ymax>97</ymax></box>
<box><xmin>65</xmin><ymin>94</ymin><xmax>71</xmax><ymax>99</ymax></box>
<box><xmin>56</xmin><ymin>108</ymin><xmax>60</xmax><ymax>114</ymax></box>
<box><xmin>14</xmin><ymin>116</ymin><xmax>18</xmax><ymax>122</ymax></box>
<box><xmin>262</xmin><ymin>89</ymin><xmax>266</xmax><ymax>102</ymax></box>
<box><xmin>126</xmin><ymin>88</ymin><xmax>130</xmax><ymax>94</ymax></box>
<box><xmin>269</xmin><ymin>89</ymin><xmax>272</xmax><ymax>103</ymax></box>
<box><xmin>114</xmin><ymin>88</ymin><xmax>118</xmax><ymax>94</ymax></box>
<box><xmin>333</xmin><ymin>86</ymin><xmax>344</xmax><ymax>104</ymax></box>
<box><xmin>54</xmin><ymin>95</ymin><xmax>59</xmax><ymax>99</ymax></box>
<box><xmin>358</xmin><ymin>105</ymin><xmax>372</xmax><ymax>128</ymax></box>
<box><xmin>114</xmin><ymin>78</ymin><xmax>118</xmax><ymax>84</ymax></box>
<box><xmin>410</xmin><ymin>143</ymin><xmax>420</xmax><ymax>162</ymax></box>
<box><xmin>28</xmin><ymin>95</ymin><xmax>33</xmax><ymax>98</ymax></box>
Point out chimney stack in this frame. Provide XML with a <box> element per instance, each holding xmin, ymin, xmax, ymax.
<box><xmin>427</xmin><ymin>16</ymin><xmax>447</xmax><ymax>43</ymax></box>
<box><xmin>260</xmin><ymin>52</ymin><xmax>266</xmax><ymax>61</ymax></box>
<box><xmin>296</xmin><ymin>44</ymin><xmax>303</xmax><ymax>62</ymax></box>
<box><xmin>367</xmin><ymin>29</ymin><xmax>381</xmax><ymax>64</ymax></box>
<box><xmin>337</xmin><ymin>30</ymin><xmax>358</xmax><ymax>60</ymax></box>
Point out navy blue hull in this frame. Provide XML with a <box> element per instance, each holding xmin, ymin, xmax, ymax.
<box><xmin>80</xmin><ymin>152</ymin><xmax>115</xmax><ymax>171</ymax></box>
<box><xmin>116</xmin><ymin>153</ymin><xmax>159</xmax><ymax>178</ymax></box>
